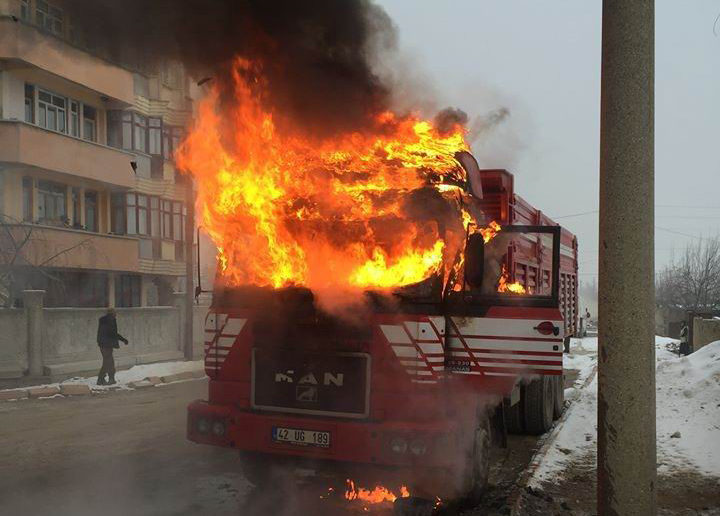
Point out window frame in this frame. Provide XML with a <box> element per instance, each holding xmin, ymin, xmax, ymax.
<box><xmin>22</xmin><ymin>177</ymin><xmax>34</xmax><ymax>222</ymax></box>
<box><xmin>82</xmin><ymin>104</ymin><xmax>97</xmax><ymax>142</ymax></box>
<box><xmin>84</xmin><ymin>190</ymin><xmax>98</xmax><ymax>232</ymax></box>
<box><xmin>37</xmin><ymin>180</ymin><xmax>67</xmax><ymax>223</ymax></box>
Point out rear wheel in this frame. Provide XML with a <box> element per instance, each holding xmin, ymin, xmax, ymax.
<box><xmin>552</xmin><ymin>374</ymin><xmax>565</xmax><ymax>420</ymax></box>
<box><xmin>523</xmin><ymin>376</ymin><xmax>554</xmax><ymax>435</ymax></box>
<box><xmin>505</xmin><ymin>396</ymin><xmax>524</xmax><ymax>434</ymax></box>
<box><xmin>459</xmin><ymin>409</ymin><xmax>491</xmax><ymax>504</ymax></box>
<box><xmin>239</xmin><ymin>453</ymin><xmax>277</xmax><ymax>487</ymax></box>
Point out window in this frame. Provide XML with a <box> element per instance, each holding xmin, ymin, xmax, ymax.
<box><xmin>36</xmin><ymin>1</ymin><xmax>63</xmax><ymax>35</ymax></box>
<box><xmin>126</xmin><ymin>193</ymin><xmax>137</xmax><ymax>235</ymax></box>
<box><xmin>85</xmin><ymin>191</ymin><xmax>98</xmax><ymax>232</ymax></box>
<box><xmin>115</xmin><ymin>274</ymin><xmax>141</xmax><ymax>308</ymax></box>
<box><xmin>111</xmin><ymin>192</ymin><xmax>125</xmax><ymax>234</ymax></box>
<box><xmin>150</xmin><ymin>197</ymin><xmax>160</xmax><ymax>237</ymax></box>
<box><xmin>70</xmin><ymin>101</ymin><xmax>80</xmax><ymax>137</ymax></box>
<box><xmin>20</xmin><ymin>0</ymin><xmax>29</xmax><ymax>20</ymax></box>
<box><xmin>148</xmin><ymin>118</ymin><xmax>162</xmax><ymax>155</ymax></box>
<box><xmin>22</xmin><ymin>177</ymin><xmax>33</xmax><ymax>222</ymax></box>
<box><xmin>137</xmin><ymin>194</ymin><xmax>148</xmax><ymax>235</ymax></box>
<box><xmin>133</xmin><ymin>113</ymin><xmax>147</xmax><ymax>153</ymax></box>
<box><xmin>162</xmin><ymin>200</ymin><xmax>172</xmax><ymax>239</ymax></box>
<box><xmin>162</xmin><ymin>125</ymin><xmax>185</xmax><ymax>160</ymax></box>
<box><xmin>38</xmin><ymin>89</ymin><xmax>67</xmax><ymax>133</ymax></box>
<box><xmin>24</xmin><ymin>84</ymin><xmax>34</xmax><ymax>123</ymax></box>
<box><xmin>37</xmin><ymin>180</ymin><xmax>66</xmax><ymax>223</ymax></box>
<box><xmin>71</xmin><ymin>187</ymin><xmax>81</xmax><ymax>227</ymax></box>
<box><xmin>108</xmin><ymin>111</ymin><xmax>156</xmax><ymax>152</ymax></box>
<box><xmin>82</xmin><ymin>104</ymin><xmax>96</xmax><ymax>142</ymax></box>
<box><xmin>172</xmin><ymin>201</ymin><xmax>183</xmax><ymax>241</ymax></box>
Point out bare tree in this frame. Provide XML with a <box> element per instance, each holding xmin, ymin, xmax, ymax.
<box><xmin>0</xmin><ymin>215</ymin><xmax>95</xmax><ymax>307</ymax></box>
<box><xmin>656</xmin><ymin>234</ymin><xmax>720</xmax><ymax>311</ymax></box>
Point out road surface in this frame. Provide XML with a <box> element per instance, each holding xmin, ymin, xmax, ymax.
<box><xmin>0</xmin><ymin>379</ymin><xmax>542</xmax><ymax>516</ymax></box>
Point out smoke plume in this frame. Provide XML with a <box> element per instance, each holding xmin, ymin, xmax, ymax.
<box><xmin>64</xmin><ymin>0</ymin><xmax>396</xmax><ymax>136</ymax></box>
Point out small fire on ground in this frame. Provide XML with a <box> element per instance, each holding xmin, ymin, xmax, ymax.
<box><xmin>344</xmin><ymin>479</ymin><xmax>410</xmax><ymax>504</ymax></box>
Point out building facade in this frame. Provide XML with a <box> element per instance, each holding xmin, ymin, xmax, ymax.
<box><xmin>0</xmin><ymin>0</ymin><xmax>195</xmax><ymax>308</ymax></box>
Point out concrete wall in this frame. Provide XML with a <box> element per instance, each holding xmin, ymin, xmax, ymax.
<box><xmin>42</xmin><ymin>307</ymin><xmax>182</xmax><ymax>372</ymax></box>
<box><xmin>0</xmin><ymin>298</ymin><xmax>209</xmax><ymax>382</ymax></box>
<box><xmin>693</xmin><ymin>317</ymin><xmax>720</xmax><ymax>352</ymax></box>
<box><xmin>655</xmin><ymin>306</ymin><xmax>686</xmax><ymax>338</ymax></box>
<box><xmin>0</xmin><ymin>309</ymin><xmax>26</xmax><ymax>378</ymax></box>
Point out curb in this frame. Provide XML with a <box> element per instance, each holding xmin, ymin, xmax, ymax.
<box><xmin>1</xmin><ymin>371</ymin><xmax>208</xmax><ymax>402</ymax></box>
<box><xmin>509</xmin><ymin>364</ymin><xmax>599</xmax><ymax>515</ymax></box>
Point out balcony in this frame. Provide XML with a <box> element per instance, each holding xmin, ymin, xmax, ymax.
<box><xmin>0</xmin><ymin>18</ymin><xmax>134</xmax><ymax>104</ymax></box>
<box><xmin>0</xmin><ymin>121</ymin><xmax>135</xmax><ymax>188</ymax></box>
<box><xmin>1</xmin><ymin>224</ymin><xmax>139</xmax><ymax>272</ymax></box>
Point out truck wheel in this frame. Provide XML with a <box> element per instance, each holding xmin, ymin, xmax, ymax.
<box><xmin>459</xmin><ymin>411</ymin><xmax>491</xmax><ymax>504</ymax></box>
<box><xmin>239</xmin><ymin>453</ymin><xmax>273</xmax><ymax>487</ymax></box>
<box><xmin>505</xmin><ymin>397</ymin><xmax>524</xmax><ymax>434</ymax></box>
<box><xmin>523</xmin><ymin>377</ymin><xmax>554</xmax><ymax>435</ymax></box>
<box><xmin>552</xmin><ymin>374</ymin><xmax>565</xmax><ymax>420</ymax></box>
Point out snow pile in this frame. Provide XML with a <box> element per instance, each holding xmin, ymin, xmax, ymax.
<box><xmin>0</xmin><ymin>360</ymin><xmax>205</xmax><ymax>396</ymax></box>
<box><xmin>656</xmin><ymin>340</ymin><xmax>720</xmax><ymax>476</ymax></box>
<box><xmin>65</xmin><ymin>359</ymin><xmax>205</xmax><ymax>391</ymax></box>
<box><xmin>531</xmin><ymin>337</ymin><xmax>720</xmax><ymax>486</ymax></box>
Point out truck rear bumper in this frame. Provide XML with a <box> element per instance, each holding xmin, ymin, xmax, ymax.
<box><xmin>187</xmin><ymin>400</ymin><xmax>462</xmax><ymax>469</ymax></box>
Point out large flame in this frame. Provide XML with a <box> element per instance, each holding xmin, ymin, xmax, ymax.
<box><xmin>176</xmin><ymin>58</ymin><xmax>468</xmax><ymax>290</ymax></box>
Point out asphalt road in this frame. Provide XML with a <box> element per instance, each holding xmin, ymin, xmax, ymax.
<box><xmin>0</xmin><ymin>379</ymin><xmax>542</xmax><ymax>516</ymax></box>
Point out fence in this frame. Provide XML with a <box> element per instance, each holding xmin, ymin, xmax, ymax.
<box><xmin>0</xmin><ymin>290</ymin><xmax>208</xmax><ymax>382</ymax></box>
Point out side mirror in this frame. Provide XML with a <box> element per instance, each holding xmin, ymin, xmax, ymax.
<box><xmin>464</xmin><ymin>233</ymin><xmax>485</xmax><ymax>289</ymax></box>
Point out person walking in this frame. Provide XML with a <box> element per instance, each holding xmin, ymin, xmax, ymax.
<box><xmin>679</xmin><ymin>320</ymin><xmax>690</xmax><ymax>357</ymax></box>
<box><xmin>96</xmin><ymin>308</ymin><xmax>128</xmax><ymax>385</ymax></box>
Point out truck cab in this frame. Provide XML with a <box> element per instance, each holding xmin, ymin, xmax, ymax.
<box><xmin>187</xmin><ymin>168</ymin><xmax>578</xmax><ymax>500</ymax></box>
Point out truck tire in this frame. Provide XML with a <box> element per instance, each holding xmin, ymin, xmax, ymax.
<box><xmin>505</xmin><ymin>396</ymin><xmax>524</xmax><ymax>434</ymax></box>
<box><xmin>459</xmin><ymin>410</ymin><xmax>491</xmax><ymax>504</ymax></box>
<box><xmin>523</xmin><ymin>377</ymin><xmax>554</xmax><ymax>435</ymax></box>
<box><xmin>239</xmin><ymin>453</ymin><xmax>274</xmax><ymax>487</ymax></box>
<box><xmin>552</xmin><ymin>374</ymin><xmax>565</xmax><ymax>420</ymax></box>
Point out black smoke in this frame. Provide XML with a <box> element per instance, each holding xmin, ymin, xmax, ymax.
<box><xmin>63</xmin><ymin>0</ymin><xmax>396</xmax><ymax>136</ymax></box>
<box><xmin>434</xmin><ymin>107</ymin><xmax>469</xmax><ymax>136</ymax></box>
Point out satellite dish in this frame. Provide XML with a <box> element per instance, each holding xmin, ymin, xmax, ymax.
<box><xmin>455</xmin><ymin>151</ymin><xmax>483</xmax><ymax>200</ymax></box>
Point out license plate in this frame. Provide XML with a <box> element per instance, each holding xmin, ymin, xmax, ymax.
<box><xmin>272</xmin><ymin>426</ymin><xmax>331</xmax><ymax>448</ymax></box>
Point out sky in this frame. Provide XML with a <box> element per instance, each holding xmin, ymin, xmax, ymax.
<box><xmin>377</xmin><ymin>0</ymin><xmax>720</xmax><ymax>283</ymax></box>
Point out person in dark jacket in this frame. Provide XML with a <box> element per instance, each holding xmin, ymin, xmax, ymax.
<box><xmin>97</xmin><ymin>308</ymin><xmax>128</xmax><ymax>385</ymax></box>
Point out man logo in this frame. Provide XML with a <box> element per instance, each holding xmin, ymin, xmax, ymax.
<box><xmin>296</xmin><ymin>385</ymin><xmax>318</xmax><ymax>402</ymax></box>
<box><xmin>275</xmin><ymin>370</ymin><xmax>344</xmax><ymax>387</ymax></box>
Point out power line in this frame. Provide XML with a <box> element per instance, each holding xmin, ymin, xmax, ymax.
<box><xmin>552</xmin><ymin>210</ymin><xmax>599</xmax><ymax>219</ymax></box>
<box><xmin>655</xmin><ymin>226</ymin><xmax>706</xmax><ymax>240</ymax></box>
<box><xmin>552</xmin><ymin>206</ymin><xmax>720</xmax><ymax>219</ymax></box>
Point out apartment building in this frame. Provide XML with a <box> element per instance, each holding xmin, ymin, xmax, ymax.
<box><xmin>0</xmin><ymin>0</ymin><xmax>195</xmax><ymax>308</ymax></box>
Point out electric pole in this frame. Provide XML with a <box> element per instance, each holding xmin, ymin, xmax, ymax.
<box><xmin>598</xmin><ymin>1</ymin><xmax>656</xmax><ymax>515</ymax></box>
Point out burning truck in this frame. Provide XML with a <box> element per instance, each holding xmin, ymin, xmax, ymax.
<box><xmin>182</xmin><ymin>59</ymin><xmax>579</xmax><ymax>503</ymax></box>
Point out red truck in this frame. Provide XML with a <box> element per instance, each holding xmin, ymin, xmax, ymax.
<box><xmin>187</xmin><ymin>166</ymin><xmax>578</xmax><ymax>501</ymax></box>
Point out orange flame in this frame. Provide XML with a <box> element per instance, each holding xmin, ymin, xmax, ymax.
<box><xmin>478</xmin><ymin>221</ymin><xmax>502</xmax><ymax>243</ymax></box>
<box><xmin>497</xmin><ymin>263</ymin><xmax>526</xmax><ymax>294</ymax></box>
<box><xmin>175</xmin><ymin>58</ymin><xmax>469</xmax><ymax>291</ymax></box>
<box><xmin>345</xmin><ymin>479</ymin><xmax>410</xmax><ymax>504</ymax></box>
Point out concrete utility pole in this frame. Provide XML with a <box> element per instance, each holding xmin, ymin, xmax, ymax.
<box><xmin>598</xmin><ymin>2</ymin><xmax>656</xmax><ymax>515</ymax></box>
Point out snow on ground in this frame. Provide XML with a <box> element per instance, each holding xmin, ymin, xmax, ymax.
<box><xmin>530</xmin><ymin>337</ymin><xmax>720</xmax><ymax>487</ymax></box>
<box><xmin>656</xmin><ymin>340</ymin><xmax>720</xmax><ymax>476</ymax></box>
<box><xmin>1</xmin><ymin>360</ymin><xmax>205</xmax><ymax>395</ymax></box>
